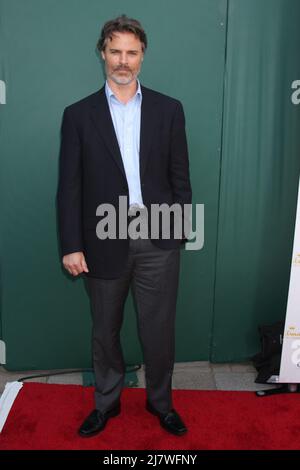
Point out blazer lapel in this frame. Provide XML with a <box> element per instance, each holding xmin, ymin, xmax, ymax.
<box><xmin>139</xmin><ymin>85</ymin><xmax>159</xmax><ymax>180</ymax></box>
<box><xmin>90</xmin><ymin>86</ymin><xmax>126</xmax><ymax>180</ymax></box>
<box><xmin>90</xmin><ymin>84</ymin><xmax>159</xmax><ymax>182</ymax></box>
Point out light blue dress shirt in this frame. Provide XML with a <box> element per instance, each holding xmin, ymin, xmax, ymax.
<box><xmin>105</xmin><ymin>79</ymin><xmax>145</xmax><ymax>209</ymax></box>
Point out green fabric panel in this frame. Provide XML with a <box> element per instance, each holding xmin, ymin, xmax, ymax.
<box><xmin>212</xmin><ymin>0</ymin><xmax>300</xmax><ymax>361</ymax></box>
<box><xmin>0</xmin><ymin>0</ymin><xmax>226</xmax><ymax>369</ymax></box>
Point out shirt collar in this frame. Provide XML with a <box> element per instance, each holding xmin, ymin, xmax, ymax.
<box><xmin>105</xmin><ymin>78</ymin><xmax>142</xmax><ymax>103</ymax></box>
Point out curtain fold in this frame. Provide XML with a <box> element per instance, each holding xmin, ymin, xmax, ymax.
<box><xmin>212</xmin><ymin>0</ymin><xmax>300</xmax><ymax>361</ymax></box>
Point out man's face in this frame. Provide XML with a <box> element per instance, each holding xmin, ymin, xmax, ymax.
<box><xmin>101</xmin><ymin>32</ymin><xmax>144</xmax><ymax>85</ymax></box>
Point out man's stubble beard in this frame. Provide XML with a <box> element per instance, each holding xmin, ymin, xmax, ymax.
<box><xmin>107</xmin><ymin>66</ymin><xmax>141</xmax><ymax>86</ymax></box>
<box><xmin>110</xmin><ymin>73</ymin><xmax>135</xmax><ymax>85</ymax></box>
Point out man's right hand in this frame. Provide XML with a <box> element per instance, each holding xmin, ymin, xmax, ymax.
<box><xmin>62</xmin><ymin>252</ymin><xmax>89</xmax><ymax>276</ymax></box>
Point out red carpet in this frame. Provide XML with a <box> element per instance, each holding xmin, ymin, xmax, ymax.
<box><xmin>0</xmin><ymin>382</ymin><xmax>299</xmax><ymax>450</ymax></box>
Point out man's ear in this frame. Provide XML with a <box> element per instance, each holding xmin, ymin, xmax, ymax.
<box><xmin>101</xmin><ymin>50</ymin><xmax>105</xmax><ymax>61</ymax></box>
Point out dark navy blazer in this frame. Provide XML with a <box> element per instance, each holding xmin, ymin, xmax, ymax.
<box><xmin>56</xmin><ymin>84</ymin><xmax>192</xmax><ymax>278</ymax></box>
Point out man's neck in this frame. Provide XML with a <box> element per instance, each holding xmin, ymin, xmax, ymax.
<box><xmin>106</xmin><ymin>78</ymin><xmax>138</xmax><ymax>104</ymax></box>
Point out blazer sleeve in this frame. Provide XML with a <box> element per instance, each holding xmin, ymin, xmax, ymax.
<box><xmin>169</xmin><ymin>101</ymin><xmax>193</xmax><ymax>242</ymax></box>
<box><xmin>56</xmin><ymin>107</ymin><xmax>84</xmax><ymax>257</ymax></box>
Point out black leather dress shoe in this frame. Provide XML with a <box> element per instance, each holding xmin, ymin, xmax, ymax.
<box><xmin>78</xmin><ymin>403</ymin><xmax>121</xmax><ymax>437</ymax></box>
<box><xmin>146</xmin><ymin>401</ymin><xmax>187</xmax><ymax>436</ymax></box>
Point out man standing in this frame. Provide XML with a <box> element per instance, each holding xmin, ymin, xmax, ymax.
<box><xmin>57</xmin><ymin>15</ymin><xmax>192</xmax><ymax>437</ymax></box>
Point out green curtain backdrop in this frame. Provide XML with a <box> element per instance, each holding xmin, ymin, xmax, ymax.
<box><xmin>212</xmin><ymin>0</ymin><xmax>300</xmax><ymax>361</ymax></box>
<box><xmin>0</xmin><ymin>0</ymin><xmax>299</xmax><ymax>370</ymax></box>
<box><xmin>0</xmin><ymin>0</ymin><xmax>226</xmax><ymax>369</ymax></box>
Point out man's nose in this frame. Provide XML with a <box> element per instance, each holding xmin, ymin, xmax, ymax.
<box><xmin>119</xmin><ymin>53</ymin><xmax>128</xmax><ymax>65</ymax></box>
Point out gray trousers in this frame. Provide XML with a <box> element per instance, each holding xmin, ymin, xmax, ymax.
<box><xmin>85</xmin><ymin>237</ymin><xmax>180</xmax><ymax>415</ymax></box>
